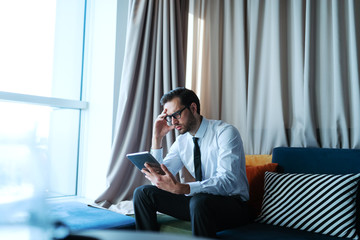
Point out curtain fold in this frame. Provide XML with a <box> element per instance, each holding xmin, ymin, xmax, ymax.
<box><xmin>186</xmin><ymin>0</ymin><xmax>360</xmax><ymax>154</ymax></box>
<box><xmin>95</xmin><ymin>0</ymin><xmax>188</xmax><ymax>207</ymax></box>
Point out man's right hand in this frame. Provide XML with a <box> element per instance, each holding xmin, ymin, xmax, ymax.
<box><xmin>152</xmin><ymin>108</ymin><xmax>175</xmax><ymax>149</ymax></box>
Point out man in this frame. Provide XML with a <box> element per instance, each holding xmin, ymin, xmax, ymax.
<box><xmin>133</xmin><ymin>87</ymin><xmax>251</xmax><ymax>238</ymax></box>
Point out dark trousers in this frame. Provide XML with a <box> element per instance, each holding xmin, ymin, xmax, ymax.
<box><xmin>133</xmin><ymin>185</ymin><xmax>252</xmax><ymax>238</ymax></box>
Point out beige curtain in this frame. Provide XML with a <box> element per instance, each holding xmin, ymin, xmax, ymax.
<box><xmin>95</xmin><ymin>0</ymin><xmax>188</xmax><ymax>208</ymax></box>
<box><xmin>186</xmin><ymin>0</ymin><xmax>360</xmax><ymax>154</ymax></box>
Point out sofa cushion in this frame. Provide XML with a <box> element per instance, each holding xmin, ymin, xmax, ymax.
<box><xmin>217</xmin><ymin>222</ymin><xmax>347</xmax><ymax>240</ymax></box>
<box><xmin>257</xmin><ymin>172</ymin><xmax>360</xmax><ymax>239</ymax></box>
<box><xmin>246</xmin><ymin>163</ymin><xmax>278</xmax><ymax>216</ymax></box>
<box><xmin>157</xmin><ymin>214</ymin><xmax>192</xmax><ymax>235</ymax></box>
<box><xmin>245</xmin><ymin>154</ymin><xmax>272</xmax><ymax>166</ymax></box>
<box><xmin>48</xmin><ymin>201</ymin><xmax>136</xmax><ymax>232</ymax></box>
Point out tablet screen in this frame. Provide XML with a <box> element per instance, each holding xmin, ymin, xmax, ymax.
<box><xmin>126</xmin><ymin>151</ymin><xmax>165</xmax><ymax>174</ymax></box>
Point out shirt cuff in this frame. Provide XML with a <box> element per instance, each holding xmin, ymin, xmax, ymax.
<box><xmin>187</xmin><ymin>181</ymin><xmax>201</xmax><ymax>196</ymax></box>
<box><xmin>150</xmin><ymin>148</ymin><xmax>163</xmax><ymax>162</ymax></box>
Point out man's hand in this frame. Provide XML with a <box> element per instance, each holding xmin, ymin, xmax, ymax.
<box><xmin>142</xmin><ymin>163</ymin><xmax>190</xmax><ymax>195</ymax></box>
<box><xmin>152</xmin><ymin>109</ymin><xmax>175</xmax><ymax>149</ymax></box>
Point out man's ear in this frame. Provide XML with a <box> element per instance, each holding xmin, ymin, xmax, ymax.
<box><xmin>190</xmin><ymin>102</ymin><xmax>197</xmax><ymax>114</ymax></box>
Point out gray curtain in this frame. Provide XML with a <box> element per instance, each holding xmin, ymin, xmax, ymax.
<box><xmin>95</xmin><ymin>0</ymin><xmax>188</xmax><ymax>208</ymax></box>
<box><xmin>186</xmin><ymin>0</ymin><xmax>360</xmax><ymax>154</ymax></box>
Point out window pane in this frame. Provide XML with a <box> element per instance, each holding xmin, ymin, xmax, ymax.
<box><xmin>0</xmin><ymin>0</ymin><xmax>85</xmax><ymax>100</ymax></box>
<box><xmin>0</xmin><ymin>101</ymin><xmax>80</xmax><ymax>197</ymax></box>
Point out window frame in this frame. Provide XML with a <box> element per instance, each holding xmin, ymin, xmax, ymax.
<box><xmin>0</xmin><ymin>91</ymin><xmax>88</xmax><ymax>110</ymax></box>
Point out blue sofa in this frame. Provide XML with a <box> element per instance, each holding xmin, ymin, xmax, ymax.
<box><xmin>217</xmin><ymin>147</ymin><xmax>360</xmax><ymax>240</ymax></box>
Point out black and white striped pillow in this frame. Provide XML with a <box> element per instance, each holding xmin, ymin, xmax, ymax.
<box><xmin>256</xmin><ymin>171</ymin><xmax>360</xmax><ymax>239</ymax></box>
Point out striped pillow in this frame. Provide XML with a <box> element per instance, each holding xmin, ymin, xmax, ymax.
<box><xmin>256</xmin><ymin>171</ymin><xmax>360</xmax><ymax>239</ymax></box>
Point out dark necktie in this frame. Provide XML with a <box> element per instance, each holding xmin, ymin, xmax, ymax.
<box><xmin>193</xmin><ymin>137</ymin><xmax>202</xmax><ymax>181</ymax></box>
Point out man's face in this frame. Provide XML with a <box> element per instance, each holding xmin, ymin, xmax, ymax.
<box><xmin>164</xmin><ymin>97</ymin><xmax>196</xmax><ymax>135</ymax></box>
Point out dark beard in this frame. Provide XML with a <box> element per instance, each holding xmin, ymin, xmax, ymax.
<box><xmin>177</xmin><ymin>111</ymin><xmax>197</xmax><ymax>134</ymax></box>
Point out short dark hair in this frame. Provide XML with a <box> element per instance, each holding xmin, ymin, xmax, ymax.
<box><xmin>160</xmin><ymin>87</ymin><xmax>200</xmax><ymax>114</ymax></box>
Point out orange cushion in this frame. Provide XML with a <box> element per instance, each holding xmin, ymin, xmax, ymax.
<box><xmin>245</xmin><ymin>155</ymin><xmax>272</xmax><ymax>166</ymax></box>
<box><xmin>246</xmin><ymin>163</ymin><xmax>278</xmax><ymax>217</ymax></box>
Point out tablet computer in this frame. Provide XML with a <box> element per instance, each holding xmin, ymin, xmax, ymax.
<box><xmin>126</xmin><ymin>151</ymin><xmax>165</xmax><ymax>175</ymax></box>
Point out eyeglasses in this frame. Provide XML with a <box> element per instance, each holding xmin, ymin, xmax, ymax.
<box><xmin>165</xmin><ymin>106</ymin><xmax>188</xmax><ymax>123</ymax></box>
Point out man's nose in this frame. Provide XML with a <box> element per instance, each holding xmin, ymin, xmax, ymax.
<box><xmin>172</xmin><ymin>117</ymin><xmax>179</xmax><ymax>125</ymax></box>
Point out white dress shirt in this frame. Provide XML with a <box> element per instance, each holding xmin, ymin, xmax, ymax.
<box><xmin>151</xmin><ymin>117</ymin><xmax>249</xmax><ymax>201</ymax></box>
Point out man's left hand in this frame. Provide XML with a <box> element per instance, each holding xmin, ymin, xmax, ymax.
<box><xmin>142</xmin><ymin>163</ymin><xmax>190</xmax><ymax>195</ymax></box>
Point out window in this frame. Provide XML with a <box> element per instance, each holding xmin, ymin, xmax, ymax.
<box><xmin>0</xmin><ymin>0</ymin><xmax>87</xmax><ymax>197</ymax></box>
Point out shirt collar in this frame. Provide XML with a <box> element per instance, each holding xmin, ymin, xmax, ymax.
<box><xmin>192</xmin><ymin>117</ymin><xmax>208</xmax><ymax>139</ymax></box>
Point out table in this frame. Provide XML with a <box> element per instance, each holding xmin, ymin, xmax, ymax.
<box><xmin>68</xmin><ymin>229</ymin><xmax>211</xmax><ymax>240</ymax></box>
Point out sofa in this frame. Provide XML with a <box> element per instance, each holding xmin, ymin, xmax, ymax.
<box><xmin>158</xmin><ymin>147</ymin><xmax>360</xmax><ymax>240</ymax></box>
<box><xmin>53</xmin><ymin>147</ymin><xmax>360</xmax><ymax>240</ymax></box>
<box><xmin>218</xmin><ymin>147</ymin><xmax>360</xmax><ymax>240</ymax></box>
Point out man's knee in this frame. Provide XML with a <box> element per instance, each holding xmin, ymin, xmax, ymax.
<box><xmin>133</xmin><ymin>185</ymin><xmax>156</xmax><ymax>202</ymax></box>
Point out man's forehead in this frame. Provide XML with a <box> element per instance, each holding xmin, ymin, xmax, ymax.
<box><xmin>164</xmin><ymin>98</ymin><xmax>182</xmax><ymax>112</ymax></box>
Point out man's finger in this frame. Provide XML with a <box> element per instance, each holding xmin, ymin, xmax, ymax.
<box><xmin>144</xmin><ymin>162</ymin><xmax>157</xmax><ymax>174</ymax></box>
<box><xmin>161</xmin><ymin>164</ymin><xmax>171</xmax><ymax>175</ymax></box>
<box><xmin>144</xmin><ymin>162</ymin><xmax>151</xmax><ymax>169</ymax></box>
<box><xmin>141</xmin><ymin>168</ymin><xmax>150</xmax><ymax>175</ymax></box>
<box><xmin>158</xmin><ymin>109</ymin><xmax>168</xmax><ymax>119</ymax></box>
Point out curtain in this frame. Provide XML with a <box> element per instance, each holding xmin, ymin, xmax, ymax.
<box><xmin>186</xmin><ymin>0</ymin><xmax>360</xmax><ymax>154</ymax></box>
<box><xmin>95</xmin><ymin>0</ymin><xmax>188</xmax><ymax>208</ymax></box>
